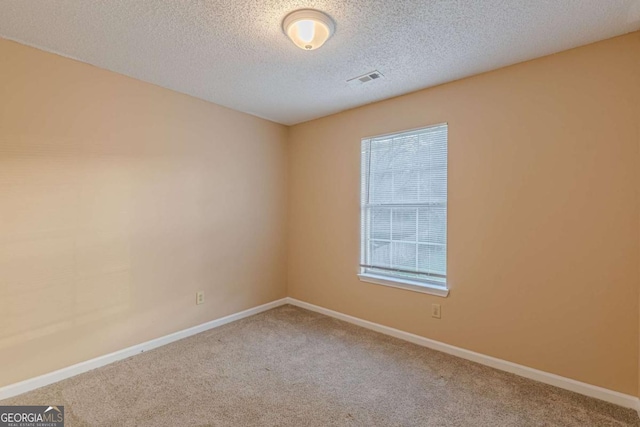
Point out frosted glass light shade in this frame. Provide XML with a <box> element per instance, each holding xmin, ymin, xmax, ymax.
<box><xmin>283</xmin><ymin>9</ymin><xmax>335</xmax><ymax>51</ymax></box>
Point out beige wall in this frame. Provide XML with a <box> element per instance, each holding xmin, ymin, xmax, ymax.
<box><xmin>2</xmin><ymin>31</ymin><xmax>639</xmax><ymax>397</ymax></box>
<box><xmin>288</xmin><ymin>32</ymin><xmax>640</xmax><ymax>395</ymax></box>
<box><xmin>0</xmin><ymin>38</ymin><xmax>288</xmax><ymax>387</ymax></box>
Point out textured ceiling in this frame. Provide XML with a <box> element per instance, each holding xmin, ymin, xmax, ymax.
<box><xmin>1</xmin><ymin>1</ymin><xmax>639</xmax><ymax>125</ymax></box>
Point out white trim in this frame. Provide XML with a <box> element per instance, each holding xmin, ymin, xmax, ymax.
<box><xmin>285</xmin><ymin>297</ymin><xmax>639</xmax><ymax>411</ymax></box>
<box><xmin>2</xmin><ymin>296</ymin><xmax>638</xmax><ymax>414</ymax></box>
<box><xmin>358</xmin><ymin>273</ymin><xmax>449</xmax><ymax>297</ymax></box>
<box><xmin>361</xmin><ymin>122</ymin><xmax>448</xmax><ymax>140</ymax></box>
<box><xmin>0</xmin><ymin>298</ymin><xmax>288</xmax><ymax>401</ymax></box>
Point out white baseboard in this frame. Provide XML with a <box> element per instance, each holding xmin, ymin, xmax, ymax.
<box><xmin>285</xmin><ymin>297</ymin><xmax>640</xmax><ymax>411</ymax></box>
<box><xmin>2</xmin><ymin>296</ymin><xmax>638</xmax><ymax>413</ymax></box>
<box><xmin>0</xmin><ymin>298</ymin><xmax>288</xmax><ymax>401</ymax></box>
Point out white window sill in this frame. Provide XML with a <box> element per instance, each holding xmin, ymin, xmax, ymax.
<box><xmin>358</xmin><ymin>273</ymin><xmax>449</xmax><ymax>297</ymax></box>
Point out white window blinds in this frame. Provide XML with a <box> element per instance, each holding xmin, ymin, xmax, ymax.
<box><xmin>360</xmin><ymin>124</ymin><xmax>448</xmax><ymax>287</ymax></box>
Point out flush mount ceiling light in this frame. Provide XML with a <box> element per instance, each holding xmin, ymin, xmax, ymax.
<box><xmin>282</xmin><ymin>9</ymin><xmax>335</xmax><ymax>51</ymax></box>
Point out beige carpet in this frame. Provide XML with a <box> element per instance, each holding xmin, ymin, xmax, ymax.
<box><xmin>2</xmin><ymin>305</ymin><xmax>638</xmax><ymax>426</ymax></box>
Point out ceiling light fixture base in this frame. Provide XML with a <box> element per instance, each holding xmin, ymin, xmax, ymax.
<box><xmin>282</xmin><ymin>9</ymin><xmax>335</xmax><ymax>51</ymax></box>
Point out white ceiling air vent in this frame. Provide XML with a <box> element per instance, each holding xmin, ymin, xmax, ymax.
<box><xmin>347</xmin><ymin>70</ymin><xmax>385</xmax><ymax>86</ymax></box>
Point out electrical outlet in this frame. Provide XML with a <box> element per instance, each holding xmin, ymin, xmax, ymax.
<box><xmin>432</xmin><ymin>303</ymin><xmax>441</xmax><ymax>319</ymax></box>
<box><xmin>196</xmin><ymin>291</ymin><xmax>205</xmax><ymax>305</ymax></box>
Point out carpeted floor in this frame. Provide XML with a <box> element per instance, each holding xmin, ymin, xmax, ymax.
<box><xmin>2</xmin><ymin>305</ymin><xmax>638</xmax><ymax>426</ymax></box>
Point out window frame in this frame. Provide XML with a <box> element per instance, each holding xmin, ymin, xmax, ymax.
<box><xmin>358</xmin><ymin>123</ymin><xmax>449</xmax><ymax>298</ymax></box>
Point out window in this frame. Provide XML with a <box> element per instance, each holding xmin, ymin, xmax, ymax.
<box><xmin>359</xmin><ymin>124</ymin><xmax>448</xmax><ymax>296</ymax></box>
